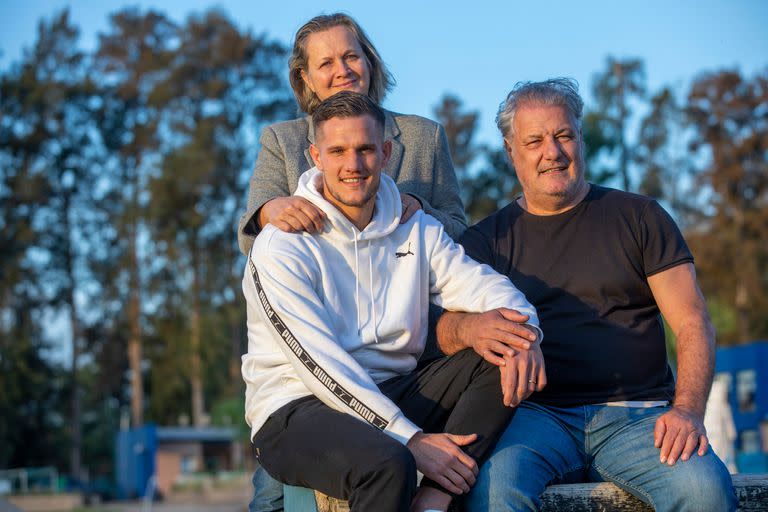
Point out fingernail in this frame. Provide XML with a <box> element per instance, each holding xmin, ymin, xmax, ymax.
<box><xmin>660</xmin><ymin>456</ymin><xmax>666</xmax><ymax>463</ymax></box>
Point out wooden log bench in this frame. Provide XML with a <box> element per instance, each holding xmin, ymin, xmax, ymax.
<box><xmin>284</xmin><ymin>473</ymin><xmax>767</xmax><ymax>511</ymax></box>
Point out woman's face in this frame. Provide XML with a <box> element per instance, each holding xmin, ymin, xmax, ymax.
<box><xmin>301</xmin><ymin>25</ymin><xmax>371</xmax><ymax>102</ymax></box>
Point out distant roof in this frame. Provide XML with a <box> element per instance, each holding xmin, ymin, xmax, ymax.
<box><xmin>156</xmin><ymin>426</ymin><xmax>236</xmax><ymax>443</ymax></box>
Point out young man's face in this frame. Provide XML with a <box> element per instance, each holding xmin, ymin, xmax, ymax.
<box><xmin>310</xmin><ymin>114</ymin><xmax>391</xmax><ymax>225</ymax></box>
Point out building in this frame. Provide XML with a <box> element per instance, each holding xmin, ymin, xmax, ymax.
<box><xmin>115</xmin><ymin>424</ymin><xmax>243</xmax><ymax>499</ymax></box>
<box><xmin>714</xmin><ymin>340</ymin><xmax>768</xmax><ymax>472</ymax></box>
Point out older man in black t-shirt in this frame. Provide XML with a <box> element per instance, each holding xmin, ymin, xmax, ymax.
<box><xmin>436</xmin><ymin>79</ymin><xmax>736</xmax><ymax>511</ymax></box>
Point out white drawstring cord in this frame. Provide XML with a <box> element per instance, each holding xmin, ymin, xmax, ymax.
<box><xmin>368</xmin><ymin>242</ymin><xmax>380</xmax><ymax>344</ymax></box>
<box><xmin>354</xmin><ymin>233</ymin><xmax>361</xmax><ymax>336</ymax></box>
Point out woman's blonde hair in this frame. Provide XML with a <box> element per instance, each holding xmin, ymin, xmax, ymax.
<box><xmin>289</xmin><ymin>13</ymin><xmax>395</xmax><ymax>114</ymax></box>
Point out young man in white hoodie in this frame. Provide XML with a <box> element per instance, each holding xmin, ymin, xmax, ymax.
<box><xmin>242</xmin><ymin>91</ymin><xmax>544</xmax><ymax>512</ymax></box>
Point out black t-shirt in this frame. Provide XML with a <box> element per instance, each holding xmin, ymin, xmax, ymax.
<box><xmin>460</xmin><ymin>185</ymin><xmax>693</xmax><ymax>406</ymax></box>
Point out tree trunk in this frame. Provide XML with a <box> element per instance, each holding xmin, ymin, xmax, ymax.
<box><xmin>229</xmin><ymin>316</ymin><xmax>242</xmax><ymax>393</ymax></box>
<box><xmin>127</xmin><ymin>190</ymin><xmax>144</xmax><ymax>428</ymax></box>
<box><xmin>64</xmin><ymin>195</ymin><xmax>82</xmax><ymax>479</ymax></box>
<box><xmin>614</xmin><ymin>62</ymin><xmax>631</xmax><ymax>192</ymax></box>
<box><xmin>69</xmin><ymin>292</ymin><xmax>82</xmax><ymax>480</ymax></box>
<box><xmin>190</xmin><ymin>248</ymin><xmax>205</xmax><ymax>427</ymax></box>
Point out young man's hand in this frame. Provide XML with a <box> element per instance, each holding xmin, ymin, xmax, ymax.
<box><xmin>406</xmin><ymin>432</ymin><xmax>478</xmax><ymax>494</ymax></box>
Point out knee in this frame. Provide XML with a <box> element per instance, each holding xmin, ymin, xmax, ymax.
<box><xmin>249</xmin><ymin>466</ymin><xmax>283</xmax><ymax>512</ymax></box>
<box><xmin>664</xmin><ymin>455</ymin><xmax>737</xmax><ymax>512</ymax></box>
<box><xmin>360</xmin><ymin>444</ymin><xmax>417</xmax><ymax>489</ymax></box>
<box><xmin>382</xmin><ymin>445</ymin><xmax>417</xmax><ymax>486</ymax></box>
<box><xmin>467</xmin><ymin>447</ymin><xmax>542</xmax><ymax>511</ymax></box>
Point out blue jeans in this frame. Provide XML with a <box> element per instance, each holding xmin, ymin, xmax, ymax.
<box><xmin>249</xmin><ymin>464</ymin><xmax>283</xmax><ymax>512</ymax></box>
<box><xmin>466</xmin><ymin>402</ymin><xmax>736</xmax><ymax>512</ymax></box>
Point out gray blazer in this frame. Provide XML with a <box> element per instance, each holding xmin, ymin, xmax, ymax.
<box><xmin>237</xmin><ymin>110</ymin><xmax>467</xmax><ymax>255</ymax></box>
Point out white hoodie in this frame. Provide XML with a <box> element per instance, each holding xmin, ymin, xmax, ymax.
<box><xmin>242</xmin><ymin>167</ymin><xmax>540</xmax><ymax>445</ymax></box>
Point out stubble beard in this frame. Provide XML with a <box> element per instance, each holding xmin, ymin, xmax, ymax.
<box><xmin>324</xmin><ymin>174</ymin><xmax>379</xmax><ymax>210</ymax></box>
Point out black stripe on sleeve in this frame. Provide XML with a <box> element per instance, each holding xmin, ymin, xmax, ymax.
<box><xmin>250</xmin><ymin>259</ymin><xmax>389</xmax><ymax>430</ymax></box>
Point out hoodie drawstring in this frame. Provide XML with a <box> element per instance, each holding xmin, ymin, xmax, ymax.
<box><xmin>368</xmin><ymin>244</ymin><xmax>380</xmax><ymax>344</ymax></box>
<box><xmin>353</xmin><ymin>233</ymin><xmax>380</xmax><ymax>344</ymax></box>
<box><xmin>353</xmin><ymin>233</ymin><xmax>361</xmax><ymax>336</ymax></box>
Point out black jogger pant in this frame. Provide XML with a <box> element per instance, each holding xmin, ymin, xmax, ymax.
<box><xmin>251</xmin><ymin>349</ymin><xmax>515</xmax><ymax>511</ymax></box>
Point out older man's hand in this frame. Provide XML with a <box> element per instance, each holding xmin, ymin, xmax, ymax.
<box><xmin>457</xmin><ymin>308</ymin><xmax>539</xmax><ymax>367</ymax></box>
<box><xmin>654</xmin><ymin>407</ymin><xmax>709</xmax><ymax>465</ymax></box>
<box><xmin>499</xmin><ymin>343</ymin><xmax>546</xmax><ymax>407</ymax></box>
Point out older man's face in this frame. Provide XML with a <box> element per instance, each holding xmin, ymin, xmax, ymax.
<box><xmin>504</xmin><ymin>103</ymin><xmax>587</xmax><ymax>214</ymax></box>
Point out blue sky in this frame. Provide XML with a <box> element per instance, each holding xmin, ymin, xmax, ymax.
<box><xmin>2</xmin><ymin>0</ymin><xmax>767</xmax><ymax>145</ymax></box>
<box><xmin>2</xmin><ymin>0</ymin><xmax>766</xmax><ymax>362</ymax></box>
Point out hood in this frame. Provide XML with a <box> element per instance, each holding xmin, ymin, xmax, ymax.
<box><xmin>295</xmin><ymin>167</ymin><xmax>403</xmax><ymax>344</ymax></box>
<box><xmin>295</xmin><ymin>167</ymin><xmax>402</xmax><ymax>241</ymax></box>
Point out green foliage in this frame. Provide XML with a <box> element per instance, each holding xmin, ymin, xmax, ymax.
<box><xmin>663</xmin><ymin>317</ymin><xmax>677</xmax><ymax>368</ymax></box>
<box><xmin>1</xmin><ymin>5</ymin><xmax>292</xmax><ymax>478</ymax></box>
<box><xmin>0</xmin><ymin>324</ymin><xmax>69</xmax><ymax>469</ymax></box>
<box><xmin>581</xmin><ymin>110</ymin><xmax>617</xmax><ymax>185</ymax></box>
<box><xmin>433</xmin><ymin>94</ymin><xmax>520</xmax><ymax>223</ymax></box>
<box><xmin>707</xmin><ymin>299</ymin><xmax>739</xmax><ymax>343</ymax></box>
<box><xmin>685</xmin><ymin>69</ymin><xmax>768</xmax><ymax>344</ymax></box>
<box><xmin>210</xmin><ymin>395</ymin><xmax>250</xmax><ymax>440</ymax></box>
<box><xmin>590</xmin><ymin>57</ymin><xmax>646</xmax><ymax>191</ymax></box>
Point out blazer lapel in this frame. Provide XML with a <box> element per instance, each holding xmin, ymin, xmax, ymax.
<box><xmin>384</xmin><ymin>110</ymin><xmax>404</xmax><ymax>181</ymax></box>
<box><xmin>304</xmin><ymin>115</ymin><xmax>315</xmax><ymax>170</ymax></box>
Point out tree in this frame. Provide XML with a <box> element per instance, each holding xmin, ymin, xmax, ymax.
<box><xmin>463</xmin><ymin>146</ymin><xmax>520</xmax><ymax>223</ymax></box>
<box><xmin>0</xmin><ymin>9</ymin><xmax>107</xmax><ymax>476</ymax></box>
<box><xmin>434</xmin><ymin>94</ymin><xmax>479</xmax><ymax>174</ymax></box>
<box><xmin>146</xmin><ymin>8</ymin><xmax>293</xmax><ymax>426</ymax></box>
<box><xmin>635</xmin><ymin>87</ymin><xmax>700</xmax><ymax>227</ymax></box>
<box><xmin>433</xmin><ymin>94</ymin><xmax>514</xmax><ymax>223</ymax></box>
<box><xmin>0</xmin><ymin>9</ymin><xmax>107</xmax><ymax>478</ymax></box>
<box><xmin>685</xmin><ymin>69</ymin><xmax>768</xmax><ymax>344</ymax></box>
<box><xmin>94</xmin><ymin>8</ymin><xmax>178</xmax><ymax>428</ymax></box>
<box><xmin>591</xmin><ymin>57</ymin><xmax>646</xmax><ymax>191</ymax></box>
<box><xmin>581</xmin><ymin>110</ymin><xmax>617</xmax><ymax>185</ymax></box>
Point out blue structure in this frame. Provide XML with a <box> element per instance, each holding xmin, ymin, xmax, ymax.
<box><xmin>115</xmin><ymin>424</ymin><xmax>239</xmax><ymax>499</ymax></box>
<box><xmin>715</xmin><ymin>340</ymin><xmax>768</xmax><ymax>472</ymax></box>
<box><xmin>115</xmin><ymin>424</ymin><xmax>157</xmax><ymax>499</ymax></box>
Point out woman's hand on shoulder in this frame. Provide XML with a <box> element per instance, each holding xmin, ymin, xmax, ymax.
<box><xmin>258</xmin><ymin>196</ymin><xmax>326</xmax><ymax>233</ymax></box>
<box><xmin>400</xmin><ymin>193</ymin><xmax>422</xmax><ymax>224</ymax></box>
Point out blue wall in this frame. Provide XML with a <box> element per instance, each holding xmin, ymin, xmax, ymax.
<box><xmin>715</xmin><ymin>340</ymin><xmax>768</xmax><ymax>436</ymax></box>
<box><xmin>115</xmin><ymin>424</ymin><xmax>157</xmax><ymax>499</ymax></box>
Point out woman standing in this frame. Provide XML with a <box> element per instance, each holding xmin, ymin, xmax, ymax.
<box><xmin>240</xmin><ymin>13</ymin><xmax>467</xmax><ymax>512</ymax></box>
<box><xmin>237</xmin><ymin>13</ymin><xmax>466</xmax><ymax>257</ymax></box>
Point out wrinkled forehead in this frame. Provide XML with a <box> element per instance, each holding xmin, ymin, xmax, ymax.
<box><xmin>303</xmin><ymin>25</ymin><xmax>362</xmax><ymax>61</ymax></box>
<box><xmin>512</xmin><ymin>102</ymin><xmax>580</xmax><ymax>136</ymax></box>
